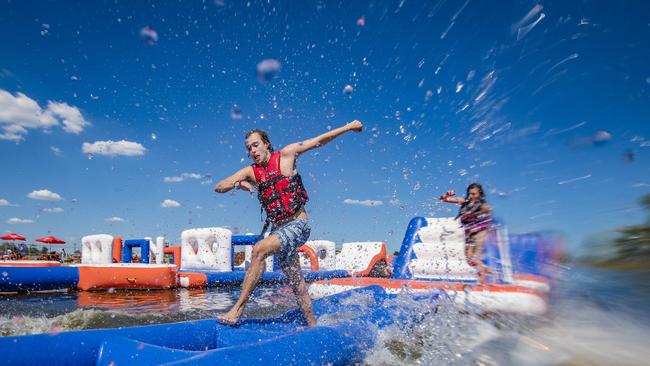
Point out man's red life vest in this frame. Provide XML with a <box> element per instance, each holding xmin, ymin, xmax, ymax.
<box><xmin>252</xmin><ymin>151</ymin><xmax>309</xmax><ymax>225</ymax></box>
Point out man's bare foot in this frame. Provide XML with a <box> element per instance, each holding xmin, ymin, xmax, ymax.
<box><xmin>217</xmin><ymin>308</ymin><xmax>243</xmax><ymax>326</ymax></box>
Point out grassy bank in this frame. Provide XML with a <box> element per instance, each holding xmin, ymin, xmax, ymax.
<box><xmin>589</xmin><ymin>259</ymin><xmax>650</xmax><ymax>273</ymax></box>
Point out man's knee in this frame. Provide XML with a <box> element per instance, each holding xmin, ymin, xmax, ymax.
<box><xmin>251</xmin><ymin>245</ymin><xmax>269</xmax><ymax>261</ymax></box>
<box><xmin>251</xmin><ymin>238</ymin><xmax>279</xmax><ymax>261</ymax></box>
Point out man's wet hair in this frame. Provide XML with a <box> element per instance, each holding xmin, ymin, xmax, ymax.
<box><xmin>245</xmin><ymin>129</ymin><xmax>273</xmax><ymax>152</ymax></box>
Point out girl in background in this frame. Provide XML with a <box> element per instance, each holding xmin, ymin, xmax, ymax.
<box><xmin>441</xmin><ymin>183</ymin><xmax>493</xmax><ymax>283</ymax></box>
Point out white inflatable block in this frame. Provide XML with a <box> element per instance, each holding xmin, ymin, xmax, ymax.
<box><xmin>143</xmin><ymin>236</ymin><xmax>165</xmax><ymax>264</ymax></box>
<box><xmin>155</xmin><ymin>236</ymin><xmax>165</xmax><ymax>264</ymax></box>
<box><xmin>311</xmin><ymin>240</ymin><xmax>336</xmax><ymax>270</ymax></box>
<box><xmin>299</xmin><ymin>240</ymin><xmax>336</xmax><ymax>271</ymax></box>
<box><xmin>411</xmin><ymin>241</ymin><xmax>466</xmax><ymax>259</ymax></box>
<box><xmin>405</xmin><ymin>217</ymin><xmax>480</xmax><ymax>281</ymax></box>
<box><xmin>335</xmin><ymin>241</ymin><xmax>384</xmax><ymax>274</ymax></box>
<box><xmin>265</xmin><ymin>255</ymin><xmax>274</xmax><ymax>272</ymax></box>
<box><xmin>243</xmin><ymin>246</ymin><xmax>253</xmax><ymax>270</ymax></box>
<box><xmin>408</xmin><ymin>258</ymin><xmax>477</xmax><ymax>280</ymax></box>
<box><xmin>417</xmin><ymin>220</ymin><xmax>465</xmax><ymax>243</ymax></box>
<box><xmin>425</xmin><ymin>217</ymin><xmax>464</xmax><ymax>231</ymax></box>
<box><xmin>180</xmin><ymin>227</ymin><xmax>232</xmax><ymax>271</ymax></box>
<box><xmin>240</xmin><ymin>244</ymin><xmax>273</xmax><ymax>272</ymax></box>
<box><xmin>299</xmin><ymin>251</ymin><xmax>311</xmax><ymax>270</ymax></box>
<box><xmin>81</xmin><ymin>234</ymin><xmax>113</xmax><ymax>265</ymax></box>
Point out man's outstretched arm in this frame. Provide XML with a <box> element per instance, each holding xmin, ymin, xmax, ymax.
<box><xmin>282</xmin><ymin>120</ymin><xmax>363</xmax><ymax>157</ymax></box>
<box><xmin>214</xmin><ymin>166</ymin><xmax>255</xmax><ymax>193</ymax></box>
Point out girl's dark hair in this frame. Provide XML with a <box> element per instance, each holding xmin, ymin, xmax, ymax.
<box><xmin>464</xmin><ymin>183</ymin><xmax>486</xmax><ymax>202</ymax></box>
<box><xmin>245</xmin><ymin>129</ymin><xmax>273</xmax><ymax>152</ymax></box>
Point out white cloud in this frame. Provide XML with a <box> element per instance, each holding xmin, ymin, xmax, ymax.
<box><xmin>6</xmin><ymin>217</ymin><xmax>33</xmax><ymax>225</ymax></box>
<box><xmin>42</xmin><ymin>207</ymin><xmax>64</xmax><ymax>213</ymax></box>
<box><xmin>27</xmin><ymin>189</ymin><xmax>63</xmax><ymax>201</ymax></box>
<box><xmin>164</xmin><ymin>172</ymin><xmax>203</xmax><ymax>183</ymax></box>
<box><xmin>0</xmin><ymin>199</ymin><xmax>10</xmax><ymax>206</ymax></box>
<box><xmin>105</xmin><ymin>216</ymin><xmax>125</xmax><ymax>222</ymax></box>
<box><xmin>343</xmin><ymin>198</ymin><xmax>384</xmax><ymax>207</ymax></box>
<box><xmin>82</xmin><ymin>140</ymin><xmax>146</xmax><ymax>157</ymax></box>
<box><xmin>50</xmin><ymin>146</ymin><xmax>62</xmax><ymax>156</ymax></box>
<box><xmin>0</xmin><ymin>88</ymin><xmax>90</xmax><ymax>142</ymax></box>
<box><xmin>161</xmin><ymin>199</ymin><xmax>181</xmax><ymax>208</ymax></box>
<box><xmin>46</xmin><ymin>101</ymin><xmax>89</xmax><ymax>134</ymax></box>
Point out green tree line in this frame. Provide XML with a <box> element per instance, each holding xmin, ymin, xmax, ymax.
<box><xmin>615</xmin><ymin>194</ymin><xmax>650</xmax><ymax>261</ymax></box>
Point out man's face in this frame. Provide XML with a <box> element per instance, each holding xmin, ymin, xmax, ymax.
<box><xmin>245</xmin><ymin>133</ymin><xmax>270</xmax><ymax>165</ymax></box>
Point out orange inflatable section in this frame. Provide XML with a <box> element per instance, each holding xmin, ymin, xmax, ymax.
<box><xmin>318</xmin><ymin>277</ymin><xmax>546</xmax><ymax>297</ymax></box>
<box><xmin>177</xmin><ymin>272</ymin><xmax>208</xmax><ymax>288</ymax></box>
<box><xmin>77</xmin><ymin>265</ymin><xmax>178</xmax><ymax>291</ymax></box>
<box><xmin>164</xmin><ymin>246</ymin><xmax>181</xmax><ymax>270</ymax></box>
<box><xmin>77</xmin><ymin>289</ymin><xmax>178</xmax><ymax>310</ymax></box>
<box><xmin>512</xmin><ymin>273</ymin><xmax>550</xmax><ymax>284</ymax></box>
<box><xmin>112</xmin><ymin>236</ymin><xmax>122</xmax><ymax>263</ymax></box>
<box><xmin>356</xmin><ymin>243</ymin><xmax>389</xmax><ymax>277</ymax></box>
<box><xmin>297</xmin><ymin>245</ymin><xmax>319</xmax><ymax>271</ymax></box>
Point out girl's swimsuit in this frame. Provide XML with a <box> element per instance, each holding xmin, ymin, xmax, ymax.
<box><xmin>457</xmin><ymin>199</ymin><xmax>492</xmax><ymax>240</ymax></box>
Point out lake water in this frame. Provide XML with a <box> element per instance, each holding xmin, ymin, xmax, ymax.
<box><xmin>1</xmin><ymin>265</ymin><xmax>649</xmax><ymax>365</ymax></box>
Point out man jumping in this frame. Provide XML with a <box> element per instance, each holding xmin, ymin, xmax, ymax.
<box><xmin>214</xmin><ymin>120</ymin><xmax>363</xmax><ymax>326</ymax></box>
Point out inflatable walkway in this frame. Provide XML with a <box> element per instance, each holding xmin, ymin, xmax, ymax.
<box><xmin>0</xmin><ymin>286</ymin><xmax>443</xmax><ymax>365</ymax></box>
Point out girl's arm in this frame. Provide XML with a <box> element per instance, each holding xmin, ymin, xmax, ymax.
<box><xmin>440</xmin><ymin>190</ymin><xmax>465</xmax><ymax>204</ymax></box>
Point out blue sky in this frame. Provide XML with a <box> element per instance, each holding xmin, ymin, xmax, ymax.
<box><xmin>0</xmin><ymin>1</ymin><xmax>649</xmax><ymax>255</ymax></box>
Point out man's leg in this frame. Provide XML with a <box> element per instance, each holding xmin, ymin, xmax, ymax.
<box><xmin>218</xmin><ymin>235</ymin><xmax>281</xmax><ymax>324</ymax></box>
<box><xmin>282</xmin><ymin>255</ymin><xmax>317</xmax><ymax>326</ymax></box>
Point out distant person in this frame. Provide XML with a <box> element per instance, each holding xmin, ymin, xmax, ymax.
<box><xmin>19</xmin><ymin>243</ymin><xmax>27</xmax><ymax>257</ymax></box>
<box><xmin>61</xmin><ymin>248</ymin><xmax>67</xmax><ymax>262</ymax></box>
<box><xmin>214</xmin><ymin>120</ymin><xmax>364</xmax><ymax>326</ymax></box>
<box><xmin>440</xmin><ymin>183</ymin><xmax>493</xmax><ymax>283</ymax></box>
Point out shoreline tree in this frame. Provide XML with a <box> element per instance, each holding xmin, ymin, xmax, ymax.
<box><xmin>614</xmin><ymin>194</ymin><xmax>650</xmax><ymax>262</ymax></box>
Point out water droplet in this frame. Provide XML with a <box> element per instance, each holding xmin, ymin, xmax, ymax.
<box><xmin>256</xmin><ymin>59</ymin><xmax>281</xmax><ymax>83</ymax></box>
<box><xmin>140</xmin><ymin>26</ymin><xmax>158</xmax><ymax>46</ymax></box>
<box><xmin>231</xmin><ymin>105</ymin><xmax>242</xmax><ymax>120</ymax></box>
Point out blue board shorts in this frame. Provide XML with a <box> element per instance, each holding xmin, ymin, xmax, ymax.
<box><xmin>270</xmin><ymin>218</ymin><xmax>311</xmax><ymax>269</ymax></box>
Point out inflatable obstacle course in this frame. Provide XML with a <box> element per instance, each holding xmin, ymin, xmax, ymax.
<box><xmin>309</xmin><ymin>216</ymin><xmax>562</xmax><ymax>315</ymax></box>
<box><xmin>3</xmin><ymin>225</ymin><xmax>388</xmax><ymax>292</ymax></box>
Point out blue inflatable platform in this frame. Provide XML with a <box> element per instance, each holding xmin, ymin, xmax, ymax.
<box><xmin>0</xmin><ymin>286</ymin><xmax>443</xmax><ymax>365</ymax></box>
<box><xmin>0</xmin><ymin>265</ymin><xmax>78</xmax><ymax>292</ymax></box>
<box><xmin>192</xmin><ymin>269</ymin><xmax>350</xmax><ymax>286</ymax></box>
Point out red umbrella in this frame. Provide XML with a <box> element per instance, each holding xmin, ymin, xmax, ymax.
<box><xmin>36</xmin><ymin>236</ymin><xmax>66</xmax><ymax>257</ymax></box>
<box><xmin>1</xmin><ymin>233</ymin><xmax>27</xmax><ymax>259</ymax></box>
<box><xmin>35</xmin><ymin>236</ymin><xmax>66</xmax><ymax>244</ymax></box>
<box><xmin>0</xmin><ymin>233</ymin><xmax>27</xmax><ymax>241</ymax></box>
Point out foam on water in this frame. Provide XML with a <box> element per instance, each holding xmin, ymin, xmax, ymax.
<box><xmin>0</xmin><ymin>286</ymin><xmax>291</xmax><ymax>337</ymax></box>
<box><xmin>364</xmin><ymin>266</ymin><xmax>650</xmax><ymax>365</ymax></box>
<box><xmin>0</xmin><ymin>309</ymin><xmax>133</xmax><ymax>337</ymax></box>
